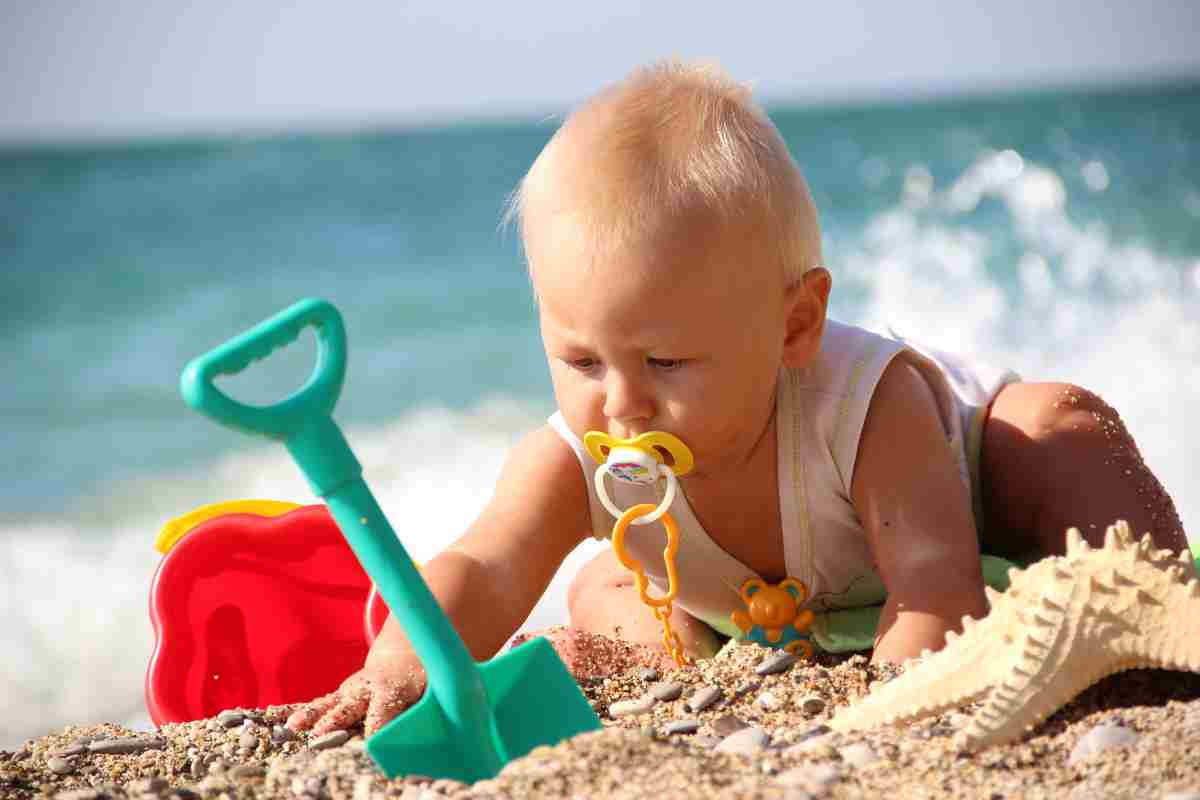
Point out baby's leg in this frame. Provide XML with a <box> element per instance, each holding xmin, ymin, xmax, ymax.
<box><xmin>568</xmin><ymin>548</ymin><xmax>721</xmax><ymax>659</ymax></box>
<box><xmin>979</xmin><ymin>382</ymin><xmax>1187</xmax><ymax>560</ymax></box>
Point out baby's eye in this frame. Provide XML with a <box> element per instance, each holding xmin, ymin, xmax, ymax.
<box><xmin>568</xmin><ymin>357</ymin><xmax>598</xmax><ymax>372</ymax></box>
<box><xmin>648</xmin><ymin>357</ymin><xmax>684</xmax><ymax>371</ymax></box>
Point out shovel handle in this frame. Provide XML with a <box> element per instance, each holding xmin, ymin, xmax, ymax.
<box><xmin>179</xmin><ymin>296</ymin><xmax>477</xmax><ymax>681</ymax></box>
<box><xmin>180</xmin><ymin>298</ymin><xmax>347</xmax><ymax>441</ymax></box>
<box><xmin>180</xmin><ymin>298</ymin><xmax>559</xmax><ymax>780</ymax></box>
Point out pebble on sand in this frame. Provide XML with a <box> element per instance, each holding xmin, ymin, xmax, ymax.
<box><xmin>609</xmin><ymin>694</ymin><xmax>657</xmax><ymax>718</ymax></box>
<box><xmin>664</xmin><ymin>719</ymin><xmax>701</xmax><ymax>736</ymax></box>
<box><xmin>714</xmin><ymin>726</ymin><xmax>770</xmax><ymax>755</ymax></box>
<box><xmin>1068</xmin><ymin>722</ymin><xmax>1140</xmax><ymax>765</ymax></box>
<box><xmin>838</xmin><ymin>741</ymin><xmax>880</xmax><ymax>768</ymax></box>
<box><xmin>799</xmin><ymin>694</ymin><xmax>826</xmax><ymax>715</ymax></box>
<box><xmin>650</xmin><ymin>681</ymin><xmax>684</xmax><ymax>702</ymax></box>
<box><xmin>87</xmin><ymin>736</ymin><xmax>166</xmax><ymax>755</ymax></box>
<box><xmin>755</xmin><ymin>651</ymin><xmax>799</xmax><ymax>676</ymax></box>
<box><xmin>685</xmin><ymin>685</ymin><xmax>723</xmax><ymax>713</ymax></box>
<box><xmin>711</xmin><ymin>715</ymin><xmax>749</xmax><ymax>737</ymax></box>
<box><xmin>309</xmin><ymin>730</ymin><xmax>352</xmax><ymax>751</ymax></box>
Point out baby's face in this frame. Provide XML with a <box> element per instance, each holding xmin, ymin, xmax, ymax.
<box><xmin>528</xmin><ymin>211</ymin><xmax>792</xmax><ymax>478</ymax></box>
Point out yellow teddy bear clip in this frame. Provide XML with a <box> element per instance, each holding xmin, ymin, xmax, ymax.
<box><xmin>731</xmin><ymin>577</ymin><xmax>815</xmax><ymax>658</ymax></box>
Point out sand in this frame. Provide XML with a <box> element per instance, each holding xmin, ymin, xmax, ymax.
<box><xmin>7</xmin><ymin>638</ymin><xmax>1200</xmax><ymax>800</ymax></box>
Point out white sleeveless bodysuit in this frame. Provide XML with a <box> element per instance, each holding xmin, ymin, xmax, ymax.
<box><xmin>549</xmin><ymin>319</ymin><xmax>1018</xmax><ymax>639</ymax></box>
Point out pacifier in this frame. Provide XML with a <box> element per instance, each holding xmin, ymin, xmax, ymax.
<box><xmin>584</xmin><ymin>431</ymin><xmax>694</xmax><ymax>525</ymax></box>
<box><xmin>585</xmin><ymin>430</ymin><xmax>695</xmax><ymax>667</ymax></box>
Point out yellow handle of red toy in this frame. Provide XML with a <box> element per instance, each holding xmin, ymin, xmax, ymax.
<box><xmin>155</xmin><ymin>499</ymin><xmax>303</xmax><ymax>554</ymax></box>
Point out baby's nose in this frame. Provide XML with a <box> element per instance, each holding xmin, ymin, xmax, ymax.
<box><xmin>602</xmin><ymin>372</ymin><xmax>654</xmax><ymax>422</ymax></box>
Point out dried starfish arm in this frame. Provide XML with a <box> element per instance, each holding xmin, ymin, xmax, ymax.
<box><xmin>959</xmin><ymin>532</ymin><xmax>1200</xmax><ymax>750</ymax></box>
<box><xmin>1138</xmin><ymin>576</ymin><xmax>1200</xmax><ymax>668</ymax></box>
<box><xmin>830</xmin><ymin>590</ymin><xmax>1021</xmax><ymax>733</ymax></box>
<box><xmin>1110</xmin><ymin>537</ymin><xmax>1200</xmax><ymax>672</ymax></box>
<box><xmin>835</xmin><ymin>521</ymin><xmax>1200</xmax><ymax>752</ymax></box>
<box><xmin>952</xmin><ymin>571</ymin><xmax>1084</xmax><ymax>750</ymax></box>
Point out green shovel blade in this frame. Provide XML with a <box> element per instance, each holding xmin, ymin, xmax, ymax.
<box><xmin>368</xmin><ymin>636</ymin><xmax>601</xmax><ymax>782</ymax></box>
<box><xmin>180</xmin><ymin>298</ymin><xmax>600</xmax><ymax>781</ymax></box>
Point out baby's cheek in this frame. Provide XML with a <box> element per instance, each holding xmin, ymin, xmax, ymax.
<box><xmin>689</xmin><ymin>411</ymin><xmax>746</xmax><ymax>450</ymax></box>
<box><xmin>550</xmin><ymin>383</ymin><xmax>591</xmax><ymax>421</ymax></box>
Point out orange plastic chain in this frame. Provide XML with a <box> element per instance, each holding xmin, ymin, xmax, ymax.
<box><xmin>610</xmin><ymin>503</ymin><xmax>690</xmax><ymax>668</ymax></box>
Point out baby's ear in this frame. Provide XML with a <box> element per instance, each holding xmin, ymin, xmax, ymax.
<box><xmin>782</xmin><ymin>267</ymin><xmax>831</xmax><ymax>369</ymax></box>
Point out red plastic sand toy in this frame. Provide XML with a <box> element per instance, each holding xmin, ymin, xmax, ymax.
<box><xmin>146</xmin><ymin>502</ymin><xmax>389</xmax><ymax>724</ymax></box>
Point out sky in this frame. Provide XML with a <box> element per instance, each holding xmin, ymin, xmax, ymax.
<box><xmin>1</xmin><ymin>0</ymin><xmax>1199</xmax><ymax>142</ymax></box>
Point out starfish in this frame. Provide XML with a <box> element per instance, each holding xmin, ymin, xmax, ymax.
<box><xmin>830</xmin><ymin>520</ymin><xmax>1200</xmax><ymax>751</ymax></box>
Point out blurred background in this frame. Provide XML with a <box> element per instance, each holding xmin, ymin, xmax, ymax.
<box><xmin>3</xmin><ymin>0</ymin><xmax>1198</xmax><ymax>749</ymax></box>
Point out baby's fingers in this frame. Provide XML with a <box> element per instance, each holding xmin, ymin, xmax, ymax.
<box><xmin>284</xmin><ymin>685</ymin><xmax>371</xmax><ymax>735</ymax></box>
<box><xmin>363</xmin><ymin>679</ymin><xmax>424</xmax><ymax>736</ymax></box>
<box><xmin>309</xmin><ymin>689</ymin><xmax>371</xmax><ymax>736</ymax></box>
<box><xmin>285</xmin><ymin>692</ymin><xmax>340</xmax><ymax>732</ymax></box>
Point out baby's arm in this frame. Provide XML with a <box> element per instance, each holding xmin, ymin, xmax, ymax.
<box><xmin>287</xmin><ymin>424</ymin><xmax>593</xmax><ymax>734</ymax></box>
<box><xmin>851</xmin><ymin>358</ymin><xmax>989</xmax><ymax>665</ymax></box>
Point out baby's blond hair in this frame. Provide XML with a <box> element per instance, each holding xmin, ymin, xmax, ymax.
<box><xmin>508</xmin><ymin>60</ymin><xmax>822</xmax><ymax>283</ymax></box>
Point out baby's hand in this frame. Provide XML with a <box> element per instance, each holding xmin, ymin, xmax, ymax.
<box><xmin>286</xmin><ymin>647</ymin><xmax>426</xmax><ymax>736</ymax></box>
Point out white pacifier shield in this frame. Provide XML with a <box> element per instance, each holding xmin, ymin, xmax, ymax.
<box><xmin>603</xmin><ymin>446</ymin><xmax>659</xmax><ymax>485</ymax></box>
<box><xmin>594</xmin><ymin>457</ymin><xmax>678</xmax><ymax>525</ymax></box>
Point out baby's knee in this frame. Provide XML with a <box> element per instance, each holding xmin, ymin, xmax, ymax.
<box><xmin>1022</xmin><ymin>383</ymin><xmax>1127</xmax><ymax>448</ymax></box>
<box><xmin>991</xmin><ymin>381</ymin><xmax>1184</xmax><ymax>551</ymax></box>
<box><xmin>566</xmin><ymin>550</ymin><xmax>630</xmax><ymax>617</ymax></box>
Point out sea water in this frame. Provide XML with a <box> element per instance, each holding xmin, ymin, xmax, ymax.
<box><xmin>2</xmin><ymin>81</ymin><xmax>1198</xmax><ymax>748</ymax></box>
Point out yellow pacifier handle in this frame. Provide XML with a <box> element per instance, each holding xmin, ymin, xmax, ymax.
<box><xmin>586</xmin><ymin>429</ymin><xmax>695</xmax><ymax>668</ymax></box>
<box><xmin>611</xmin><ymin>504</ymin><xmax>689</xmax><ymax>667</ymax></box>
<box><xmin>584</xmin><ymin>431</ymin><xmax>694</xmax><ymax>476</ymax></box>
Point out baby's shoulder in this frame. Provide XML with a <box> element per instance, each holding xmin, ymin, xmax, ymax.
<box><xmin>504</xmin><ymin>424</ymin><xmax>585</xmax><ymax>486</ymax></box>
<box><xmin>852</xmin><ymin>357</ymin><xmax>968</xmax><ymax>502</ymax></box>
<box><xmin>814</xmin><ymin>319</ymin><xmax>901</xmax><ymax>366</ymax></box>
<box><xmin>460</xmin><ymin>424</ymin><xmax>594</xmax><ymax>560</ymax></box>
<box><xmin>493</xmin><ymin>425</ymin><xmax>590</xmax><ymax>513</ymax></box>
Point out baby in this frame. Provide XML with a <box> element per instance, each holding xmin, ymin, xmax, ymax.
<box><xmin>288</xmin><ymin>61</ymin><xmax>1186</xmax><ymax>736</ymax></box>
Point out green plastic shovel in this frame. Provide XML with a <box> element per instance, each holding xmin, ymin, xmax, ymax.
<box><xmin>180</xmin><ymin>298</ymin><xmax>600</xmax><ymax>782</ymax></box>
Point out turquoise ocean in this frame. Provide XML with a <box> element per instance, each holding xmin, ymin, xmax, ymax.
<box><xmin>2</xmin><ymin>81</ymin><xmax>1198</xmax><ymax>747</ymax></box>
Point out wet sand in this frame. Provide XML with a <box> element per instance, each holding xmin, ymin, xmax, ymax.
<box><xmin>6</xmin><ymin>638</ymin><xmax>1200</xmax><ymax>799</ymax></box>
